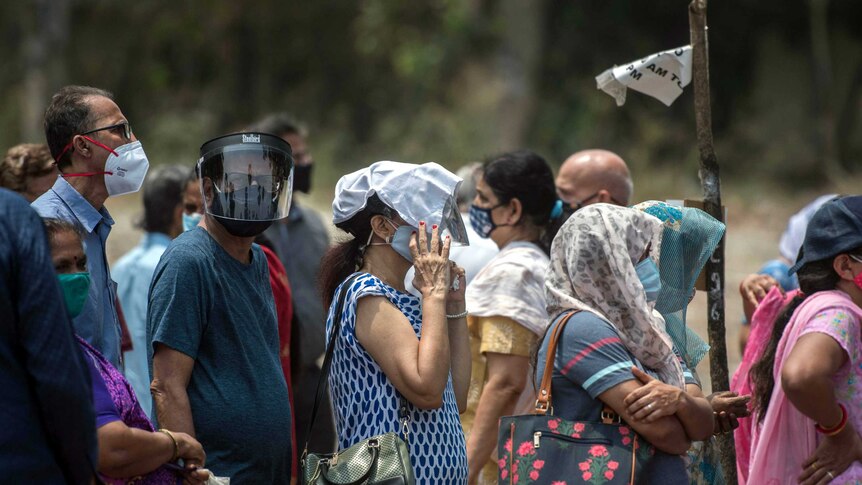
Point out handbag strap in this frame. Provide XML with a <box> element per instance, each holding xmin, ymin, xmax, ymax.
<box><xmin>301</xmin><ymin>273</ymin><xmax>411</xmax><ymax>459</ymax></box>
<box><xmin>534</xmin><ymin>310</ymin><xmax>619</xmax><ymax>423</ymax></box>
<box><xmin>535</xmin><ymin>311</ymin><xmax>575</xmax><ymax>414</ymax></box>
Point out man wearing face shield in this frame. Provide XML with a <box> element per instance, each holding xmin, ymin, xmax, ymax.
<box><xmin>148</xmin><ymin>133</ymin><xmax>294</xmax><ymax>483</ymax></box>
<box><xmin>247</xmin><ymin>113</ymin><xmax>336</xmax><ymax>454</ymax></box>
<box><xmin>33</xmin><ymin>85</ymin><xmax>150</xmax><ymax>368</ymax></box>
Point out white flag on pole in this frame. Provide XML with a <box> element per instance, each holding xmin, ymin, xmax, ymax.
<box><xmin>596</xmin><ymin>45</ymin><xmax>693</xmax><ymax>107</ymax></box>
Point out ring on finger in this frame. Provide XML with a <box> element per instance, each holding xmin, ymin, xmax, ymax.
<box><xmin>646</xmin><ymin>403</ymin><xmax>654</xmax><ymax>410</ymax></box>
<box><xmin>811</xmin><ymin>462</ymin><xmax>819</xmax><ymax>471</ymax></box>
<box><xmin>827</xmin><ymin>471</ymin><xmax>835</xmax><ymax>480</ymax></box>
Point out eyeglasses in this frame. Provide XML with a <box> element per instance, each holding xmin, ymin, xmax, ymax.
<box><xmin>80</xmin><ymin>121</ymin><xmax>133</xmax><ymax>140</ymax></box>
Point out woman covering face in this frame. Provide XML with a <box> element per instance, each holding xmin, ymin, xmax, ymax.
<box><xmin>535</xmin><ymin>204</ymin><xmax>715</xmax><ymax>484</ymax></box>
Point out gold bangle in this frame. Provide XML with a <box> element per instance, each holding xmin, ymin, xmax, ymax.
<box><xmin>159</xmin><ymin>428</ymin><xmax>179</xmax><ymax>462</ymax></box>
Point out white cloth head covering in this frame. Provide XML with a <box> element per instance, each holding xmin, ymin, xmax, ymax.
<box><xmin>778</xmin><ymin>194</ymin><xmax>837</xmax><ymax>262</ymax></box>
<box><xmin>332</xmin><ymin>161</ymin><xmax>468</xmax><ymax>243</ymax></box>
<box><xmin>544</xmin><ymin>204</ymin><xmax>685</xmax><ymax>388</ymax></box>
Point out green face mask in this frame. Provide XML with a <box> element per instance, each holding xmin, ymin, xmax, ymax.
<box><xmin>57</xmin><ymin>272</ymin><xmax>91</xmax><ymax>318</ymax></box>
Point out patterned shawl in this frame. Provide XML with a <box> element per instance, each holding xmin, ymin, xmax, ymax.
<box><xmin>544</xmin><ymin>204</ymin><xmax>685</xmax><ymax>388</ymax></box>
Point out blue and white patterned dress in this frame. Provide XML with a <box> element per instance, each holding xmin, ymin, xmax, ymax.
<box><xmin>326</xmin><ymin>272</ymin><xmax>468</xmax><ymax>484</ymax></box>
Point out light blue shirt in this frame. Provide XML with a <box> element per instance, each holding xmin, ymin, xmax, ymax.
<box><xmin>32</xmin><ymin>177</ymin><xmax>122</xmax><ymax>367</ymax></box>
<box><xmin>112</xmin><ymin>232</ymin><xmax>171</xmax><ymax>417</ymax></box>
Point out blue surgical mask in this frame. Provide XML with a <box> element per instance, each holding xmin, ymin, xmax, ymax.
<box><xmin>368</xmin><ymin>220</ymin><xmax>417</xmax><ymax>263</ymax></box>
<box><xmin>183</xmin><ymin>212</ymin><xmax>202</xmax><ymax>232</ymax></box>
<box><xmin>390</xmin><ymin>224</ymin><xmax>416</xmax><ymax>263</ymax></box>
<box><xmin>636</xmin><ymin>258</ymin><xmax>662</xmax><ymax>303</ymax></box>
<box><xmin>469</xmin><ymin>203</ymin><xmax>506</xmax><ymax>239</ymax></box>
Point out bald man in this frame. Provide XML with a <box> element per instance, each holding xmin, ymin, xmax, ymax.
<box><xmin>555</xmin><ymin>149</ymin><xmax>633</xmax><ymax>210</ymax></box>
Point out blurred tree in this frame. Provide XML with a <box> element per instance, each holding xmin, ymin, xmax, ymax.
<box><xmin>0</xmin><ymin>0</ymin><xmax>860</xmax><ymax>191</ymax></box>
<box><xmin>21</xmin><ymin>0</ymin><xmax>69</xmax><ymax>143</ymax></box>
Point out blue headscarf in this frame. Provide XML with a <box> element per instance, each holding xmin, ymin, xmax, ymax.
<box><xmin>634</xmin><ymin>201</ymin><xmax>726</xmax><ymax>369</ymax></box>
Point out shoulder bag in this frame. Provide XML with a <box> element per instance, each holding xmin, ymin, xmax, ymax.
<box><xmin>497</xmin><ymin>311</ymin><xmax>655</xmax><ymax>485</ymax></box>
<box><xmin>301</xmin><ymin>274</ymin><xmax>416</xmax><ymax>485</ymax></box>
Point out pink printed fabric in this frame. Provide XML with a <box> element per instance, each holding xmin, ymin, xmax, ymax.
<box><xmin>731</xmin><ymin>287</ymin><xmax>798</xmax><ymax>484</ymax></box>
<box><xmin>748</xmin><ymin>290</ymin><xmax>862</xmax><ymax>485</ymax></box>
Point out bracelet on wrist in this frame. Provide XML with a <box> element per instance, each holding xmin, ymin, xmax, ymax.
<box><xmin>159</xmin><ymin>428</ymin><xmax>180</xmax><ymax>461</ymax></box>
<box><xmin>815</xmin><ymin>403</ymin><xmax>847</xmax><ymax>436</ymax></box>
<box><xmin>446</xmin><ymin>310</ymin><xmax>468</xmax><ymax>319</ymax></box>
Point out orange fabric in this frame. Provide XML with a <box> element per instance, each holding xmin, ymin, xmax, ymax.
<box><xmin>261</xmin><ymin>245</ymin><xmax>297</xmax><ymax>479</ymax></box>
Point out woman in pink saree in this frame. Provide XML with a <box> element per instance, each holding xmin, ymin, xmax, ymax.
<box><xmin>749</xmin><ymin>196</ymin><xmax>862</xmax><ymax>484</ymax></box>
<box><xmin>730</xmin><ymin>285</ymin><xmax>796</xmax><ymax>484</ymax></box>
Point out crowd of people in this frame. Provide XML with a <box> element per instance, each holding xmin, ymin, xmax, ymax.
<box><xmin>1</xmin><ymin>83</ymin><xmax>860</xmax><ymax>485</ymax></box>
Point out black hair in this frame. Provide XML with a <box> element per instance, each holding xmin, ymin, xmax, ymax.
<box><xmin>246</xmin><ymin>112</ymin><xmax>306</xmax><ymax>138</ymax></box>
<box><xmin>318</xmin><ymin>194</ymin><xmax>394</xmax><ymax>308</ymax></box>
<box><xmin>751</xmin><ymin>247</ymin><xmax>862</xmax><ymax>423</ymax></box>
<box><xmin>42</xmin><ymin>218</ymin><xmax>83</xmax><ymax>248</ymax></box>
<box><xmin>140</xmin><ymin>165</ymin><xmax>187</xmax><ymax>234</ymax></box>
<box><xmin>44</xmin><ymin>85</ymin><xmax>114</xmax><ymax>168</ymax></box>
<box><xmin>481</xmin><ymin>150</ymin><xmax>562</xmax><ymax>255</ymax></box>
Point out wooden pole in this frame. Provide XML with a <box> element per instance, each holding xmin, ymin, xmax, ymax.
<box><xmin>688</xmin><ymin>1</ymin><xmax>738</xmax><ymax>483</ymax></box>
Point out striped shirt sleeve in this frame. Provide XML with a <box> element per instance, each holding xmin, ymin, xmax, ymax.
<box><xmin>555</xmin><ymin>312</ymin><xmax>638</xmax><ymax>399</ymax></box>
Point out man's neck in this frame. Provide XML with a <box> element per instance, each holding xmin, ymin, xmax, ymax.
<box><xmin>201</xmin><ymin>215</ymin><xmax>255</xmax><ymax>264</ymax></box>
<box><xmin>62</xmin><ymin>163</ymin><xmax>108</xmax><ymax>210</ymax></box>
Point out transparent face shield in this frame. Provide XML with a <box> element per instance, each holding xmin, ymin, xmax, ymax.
<box><xmin>199</xmin><ymin>144</ymin><xmax>294</xmax><ymax>221</ymax></box>
<box><xmin>438</xmin><ymin>195</ymin><xmax>470</xmax><ymax>246</ymax></box>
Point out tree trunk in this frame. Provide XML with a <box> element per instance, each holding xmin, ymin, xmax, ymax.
<box><xmin>21</xmin><ymin>0</ymin><xmax>70</xmax><ymax>143</ymax></box>
<box><xmin>493</xmin><ymin>0</ymin><xmax>546</xmax><ymax>150</ymax></box>
<box><xmin>689</xmin><ymin>1</ymin><xmax>738</xmax><ymax>483</ymax></box>
<box><xmin>808</xmin><ymin>0</ymin><xmax>842</xmax><ymax>180</ymax></box>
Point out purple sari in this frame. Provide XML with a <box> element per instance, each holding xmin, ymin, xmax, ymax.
<box><xmin>76</xmin><ymin>336</ymin><xmax>180</xmax><ymax>484</ymax></box>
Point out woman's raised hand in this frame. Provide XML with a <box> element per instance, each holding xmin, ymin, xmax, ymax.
<box><xmin>410</xmin><ymin>222</ymin><xmax>452</xmax><ymax>298</ymax></box>
<box><xmin>448</xmin><ymin>262</ymin><xmax>466</xmax><ymax>303</ymax></box>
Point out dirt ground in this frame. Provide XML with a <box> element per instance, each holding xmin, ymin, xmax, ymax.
<box><xmin>103</xmin><ymin>191</ymin><xmax>828</xmax><ymax>393</ymax></box>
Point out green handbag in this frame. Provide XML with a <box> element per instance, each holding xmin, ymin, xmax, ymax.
<box><xmin>301</xmin><ymin>274</ymin><xmax>416</xmax><ymax>485</ymax></box>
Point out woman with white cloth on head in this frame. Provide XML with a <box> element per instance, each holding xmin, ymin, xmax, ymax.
<box><xmin>318</xmin><ymin>161</ymin><xmax>471</xmax><ymax>484</ymax></box>
<box><xmin>461</xmin><ymin>150</ymin><xmax>566</xmax><ymax>484</ymax></box>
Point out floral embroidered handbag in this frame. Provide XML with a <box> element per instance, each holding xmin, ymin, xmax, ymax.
<box><xmin>497</xmin><ymin>311</ymin><xmax>655</xmax><ymax>485</ymax></box>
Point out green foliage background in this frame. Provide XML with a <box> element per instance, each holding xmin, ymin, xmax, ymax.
<box><xmin>2</xmin><ymin>0</ymin><xmax>861</xmax><ymax>202</ymax></box>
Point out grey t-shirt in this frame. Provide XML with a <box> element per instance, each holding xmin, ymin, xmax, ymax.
<box><xmin>148</xmin><ymin>227</ymin><xmax>291</xmax><ymax>483</ymax></box>
<box><xmin>536</xmin><ymin>310</ymin><xmax>697</xmax><ymax>484</ymax></box>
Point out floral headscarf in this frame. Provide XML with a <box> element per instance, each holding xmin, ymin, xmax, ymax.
<box><xmin>545</xmin><ymin>204</ymin><xmax>685</xmax><ymax>388</ymax></box>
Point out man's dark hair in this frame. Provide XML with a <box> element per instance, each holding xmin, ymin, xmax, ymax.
<box><xmin>246</xmin><ymin>112</ymin><xmax>306</xmax><ymax>138</ymax></box>
<box><xmin>44</xmin><ymin>85</ymin><xmax>114</xmax><ymax>169</ymax></box>
<box><xmin>140</xmin><ymin>165</ymin><xmax>187</xmax><ymax>234</ymax></box>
